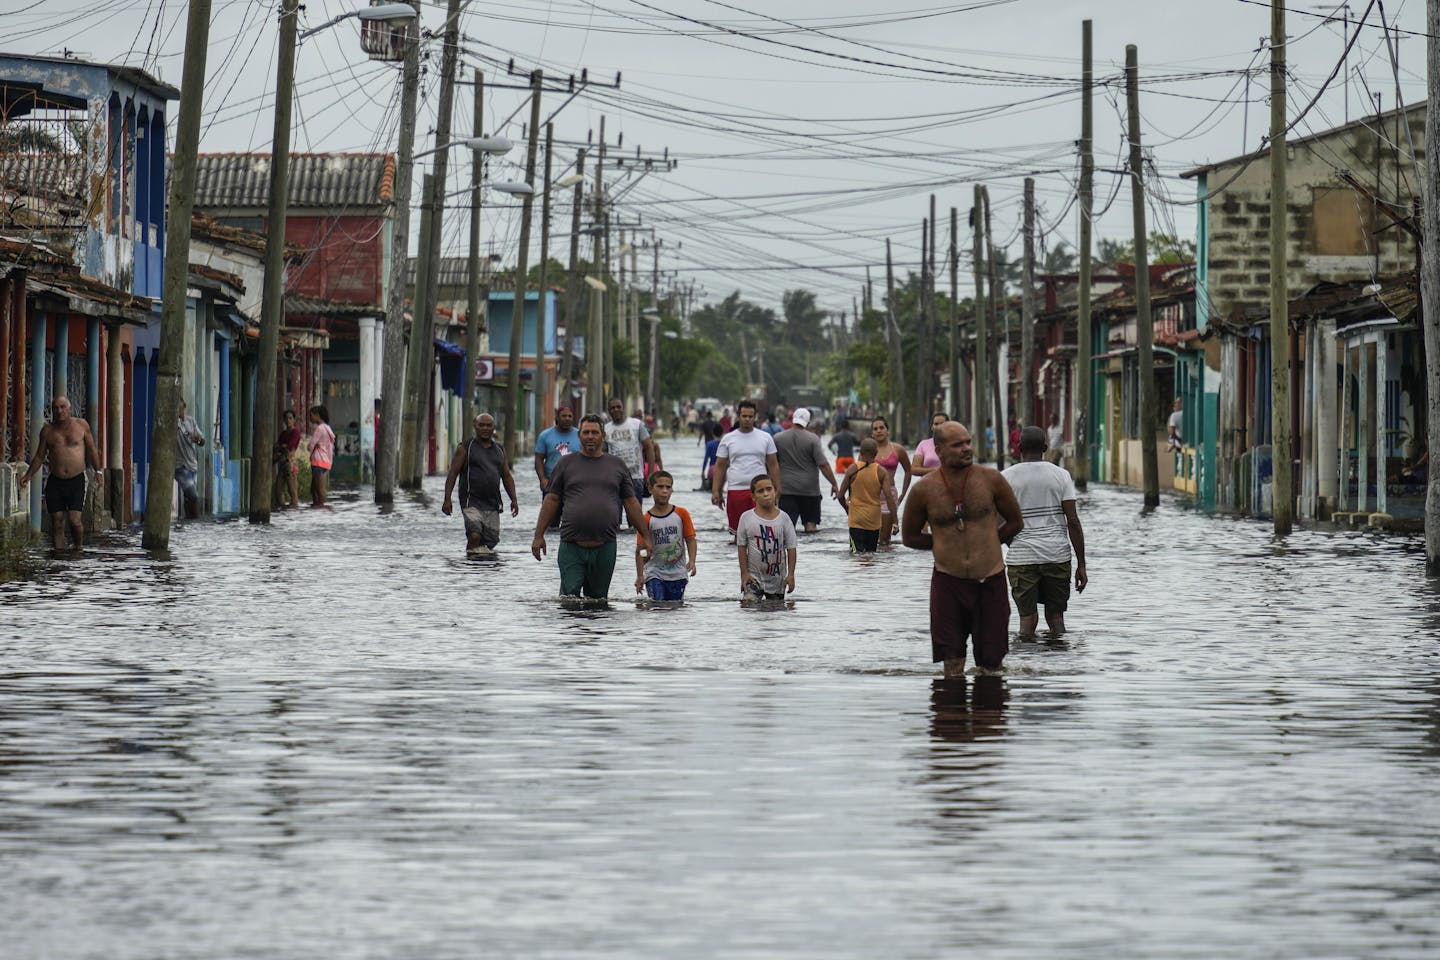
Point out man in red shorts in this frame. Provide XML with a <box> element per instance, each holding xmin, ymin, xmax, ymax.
<box><xmin>901</xmin><ymin>421</ymin><xmax>1023</xmax><ymax>677</ymax></box>
<box><xmin>710</xmin><ymin>399</ymin><xmax>780</xmax><ymax>544</ymax></box>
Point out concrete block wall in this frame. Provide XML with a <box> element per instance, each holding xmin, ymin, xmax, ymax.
<box><xmin>1203</xmin><ymin>109</ymin><xmax>1424</xmax><ymax>322</ymax></box>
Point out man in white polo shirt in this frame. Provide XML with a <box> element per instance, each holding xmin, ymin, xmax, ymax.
<box><xmin>711</xmin><ymin>398</ymin><xmax>781</xmax><ymax>542</ymax></box>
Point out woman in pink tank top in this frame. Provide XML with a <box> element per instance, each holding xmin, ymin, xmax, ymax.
<box><xmin>869</xmin><ymin>416</ymin><xmax>912</xmax><ymax>545</ymax></box>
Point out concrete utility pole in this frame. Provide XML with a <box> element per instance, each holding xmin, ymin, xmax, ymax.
<box><xmin>1076</xmin><ymin>18</ymin><xmax>1094</xmax><ymax>489</ymax></box>
<box><xmin>950</xmin><ymin>206</ymin><xmax>964</xmax><ymax>422</ymax></box>
<box><xmin>463</xmin><ymin>70</ymin><xmax>485</xmax><ymax>434</ymax></box>
<box><xmin>399</xmin><ymin>174</ymin><xmax>433</xmax><ymax>487</ymax></box>
<box><xmin>533</xmin><ymin>120</ymin><xmax>554</xmax><ymax>433</ymax></box>
<box><xmin>1020</xmin><ymin>176</ymin><xmax>1037</xmax><ymax>428</ymax></box>
<box><xmin>375</xmin><ymin>1</ymin><xmax>421</xmax><ymax>504</ymax></box>
<box><xmin>141</xmin><ymin>0</ymin><xmax>211</xmax><ymax>551</ymax></box>
<box><xmin>1126</xmin><ymin>44</ymin><xmax>1160</xmax><ymax>508</ymax></box>
<box><xmin>504</xmin><ymin>71</ymin><xmax>543</xmax><ymax>456</ymax></box>
<box><xmin>648</xmin><ymin>237</ymin><xmax>662</xmax><ymax>413</ymax></box>
<box><xmin>885</xmin><ymin>238</ymin><xmax>906</xmax><ymax>439</ymax></box>
<box><xmin>983</xmin><ymin>185</ymin><xmax>1005</xmax><ymax>470</ymax></box>
<box><xmin>1270</xmin><ymin>0</ymin><xmax>1295</xmax><ymax>534</ymax></box>
<box><xmin>917</xmin><ymin>213</ymin><xmax>930</xmax><ymax>432</ymax></box>
<box><xmin>1423</xmin><ymin>0</ymin><xmax>1440</xmax><ymax>573</ymax></box>
<box><xmin>558</xmin><ymin>147</ymin><xmax>585</xmax><ymax>400</ymax></box>
<box><xmin>595</xmin><ymin>117</ymin><xmax>608</xmax><ymax>401</ymax></box>
<box><xmin>247</xmin><ymin>0</ymin><xmax>298</xmax><ymax>524</ymax></box>
<box><xmin>971</xmin><ymin>188</ymin><xmax>989</xmax><ymax>462</ymax></box>
<box><xmin>406</xmin><ymin>0</ymin><xmax>465</xmax><ymax>487</ymax></box>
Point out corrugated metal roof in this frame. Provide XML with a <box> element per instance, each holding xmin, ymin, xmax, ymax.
<box><xmin>193</xmin><ymin>153</ymin><xmax>396</xmax><ymax>210</ymax></box>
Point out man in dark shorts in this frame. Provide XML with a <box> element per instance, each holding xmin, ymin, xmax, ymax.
<box><xmin>18</xmin><ymin>395</ymin><xmax>105</xmax><ymax>551</ymax></box>
<box><xmin>773</xmin><ymin>407</ymin><xmax>838</xmax><ymax>533</ymax></box>
<box><xmin>901</xmin><ymin>422</ymin><xmax>1022</xmax><ymax>677</ymax></box>
<box><xmin>532</xmin><ymin>414</ymin><xmax>651</xmax><ymax>599</ymax></box>
<box><xmin>442</xmin><ymin>412</ymin><xmax>519</xmax><ymax>557</ymax></box>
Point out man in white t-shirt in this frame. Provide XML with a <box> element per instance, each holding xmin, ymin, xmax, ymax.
<box><xmin>1167</xmin><ymin>397</ymin><xmax>1183</xmax><ymax>452</ymax></box>
<box><xmin>605</xmin><ymin>397</ymin><xmax>657</xmax><ymax>502</ymax></box>
<box><xmin>711</xmin><ymin>398</ymin><xmax>781</xmax><ymax>541</ymax></box>
<box><xmin>1000</xmin><ymin>425</ymin><xmax>1087</xmax><ymax>637</ymax></box>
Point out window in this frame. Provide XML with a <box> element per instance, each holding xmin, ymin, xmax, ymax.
<box><xmin>1311</xmin><ymin>186</ymin><xmax>1377</xmax><ymax>257</ymax></box>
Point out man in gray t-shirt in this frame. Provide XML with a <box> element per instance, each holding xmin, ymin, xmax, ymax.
<box><xmin>532</xmin><ymin>415</ymin><xmax>652</xmax><ymax>599</ymax></box>
<box><xmin>772</xmin><ymin>408</ymin><xmax>838</xmax><ymax>533</ymax></box>
<box><xmin>175</xmin><ymin>399</ymin><xmax>205</xmax><ymax>518</ymax></box>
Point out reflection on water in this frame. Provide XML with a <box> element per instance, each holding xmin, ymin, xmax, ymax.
<box><xmin>2</xmin><ymin>438</ymin><xmax>1438</xmax><ymax>959</ymax></box>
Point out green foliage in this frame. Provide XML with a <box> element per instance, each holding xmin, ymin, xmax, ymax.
<box><xmin>1097</xmin><ymin>233</ymin><xmax>1195</xmax><ymax>266</ymax></box>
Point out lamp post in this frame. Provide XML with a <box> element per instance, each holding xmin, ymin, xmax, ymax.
<box><xmin>250</xmin><ymin>0</ymin><xmax>416</xmax><ymax>522</ymax></box>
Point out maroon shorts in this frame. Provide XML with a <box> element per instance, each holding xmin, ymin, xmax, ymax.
<box><xmin>725</xmin><ymin>489</ymin><xmax>755</xmax><ymax>533</ymax></box>
<box><xmin>929</xmin><ymin>568</ymin><xmax>1010</xmax><ymax>669</ymax></box>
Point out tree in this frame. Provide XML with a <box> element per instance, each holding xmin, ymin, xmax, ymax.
<box><xmin>1098</xmin><ymin>232</ymin><xmax>1194</xmax><ymax>265</ymax></box>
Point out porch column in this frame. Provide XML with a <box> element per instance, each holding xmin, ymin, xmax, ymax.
<box><xmin>1375</xmin><ymin>333</ymin><xmax>1387</xmax><ymax>516</ymax></box>
<box><xmin>1315</xmin><ymin>319</ymin><xmax>1337</xmax><ymax>516</ymax></box>
<box><xmin>86</xmin><ymin>318</ymin><xmax>100</xmax><ymax>426</ymax></box>
<box><xmin>10</xmin><ymin>276</ymin><xmax>25</xmax><ymax>461</ymax></box>
<box><xmin>359</xmin><ymin>315</ymin><xmax>377</xmax><ymax>479</ymax></box>
<box><xmin>29</xmin><ymin>308</ymin><xmax>46</xmax><ymax>530</ymax></box>
<box><xmin>1357</xmin><ymin>341</ymin><xmax>1369</xmax><ymax>513</ymax></box>
<box><xmin>106</xmin><ymin>325</ymin><xmax>124</xmax><ymax>526</ymax></box>
<box><xmin>0</xmin><ymin>277</ymin><xmax>9</xmax><ymax>460</ymax></box>
<box><xmin>1300</xmin><ymin>329</ymin><xmax>1314</xmax><ymax>517</ymax></box>
<box><xmin>1338</xmin><ymin>341</ymin><xmax>1350</xmax><ymax>511</ymax></box>
<box><xmin>217</xmin><ymin>335</ymin><xmax>231</xmax><ymax>452</ymax></box>
<box><xmin>53</xmin><ymin>313</ymin><xmax>69</xmax><ymax>401</ymax></box>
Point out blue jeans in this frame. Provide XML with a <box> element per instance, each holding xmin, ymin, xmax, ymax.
<box><xmin>645</xmin><ymin>578</ymin><xmax>688</xmax><ymax>601</ymax></box>
<box><xmin>175</xmin><ymin>466</ymin><xmax>199</xmax><ymax>506</ymax></box>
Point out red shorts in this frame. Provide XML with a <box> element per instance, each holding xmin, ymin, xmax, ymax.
<box><xmin>929</xmin><ymin>568</ymin><xmax>1010</xmax><ymax>669</ymax></box>
<box><xmin>835</xmin><ymin>456</ymin><xmax>855</xmax><ymax>474</ymax></box>
<box><xmin>725</xmin><ymin>489</ymin><xmax>755</xmax><ymax>533</ymax></box>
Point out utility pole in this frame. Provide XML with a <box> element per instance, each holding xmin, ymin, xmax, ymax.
<box><xmin>406</xmin><ymin>0</ymin><xmax>465</xmax><ymax>487</ymax></box>
<box><xmin>399</xmin><ymin>174</ymin><xmax>433</xmax><ymax>487</ymax></box>
<box><xmin>983</xmin><ymin>185</ymin><xmax>1005</xmax><ymax>470</ymax></box>
<box><xmin>595</xmin><ymin>117</ymin><xmax>608</xmax><ymax>401</ymax></box>
<box><xmin>558</xmin><ymin>147</ymin><xmax>584</xmax><ymax>401</ymax></box>
<box><xmin>648</xmin><ymin>237</ymin><xmax>662</xmax><ymax>414</ymax></box>
<box><xmin>1020</xmin><ymin>177</ymin><xmax>1036</xmax><ymax>429</ymax></box>
<box><xmin>375</xmin><ymin>1</ymin><xmax>421</xmax><ymax>504</ymax></box>
<box><xmin>141</xmin><ymin>0</ymin><xmax>211</xmax><ymax>550</ymax></box>
<box><xmin>1127</xmin><ymin>44</ymin><xmax>1160</xmax><ymax>507</ymax></box>
<box><xmin>504</xmin><ymin>70</ymin><xmax>543</xmax><ymax>456</ymax></box>
<box><xmin>247</xmin><ymin>0</ymin><xmax>298</xmax><ymax>524</ymax></box>
<box><xmin>950</xmin><ymin>206</ymin><xmax>963</xmax><ymax>422</ymax></box>
<box><xmin>929</xmin><ymin>192</ymin><xmax>938</xmax><ymax>422</ymax></box>
<box><xmin>885</xmin><ymin>238</ymin><xmax>907</xmax><ymax>439</ymax></box>
<box><xmin>971</xmin><ymin>188</ymin><xmax>989</xmax><ymax>462</ymax></box>
<box><xmin>1423</xmin><ymin>0</ymin><xmax>1440</xmax><ymax>573</ymax></box>
<box><xmin>1076</xmin><ymin>18</ymin><xmax>1094</xmax><ymax>489</ymax></box>
<box><xmin>534</xmin><ymin>120</ymin><xmax>554</xmax><ymax>435</ymax></box>
<box><xmin>916</xmin><ymin>214</ymin><xmax>929</xmax><ymax>432</ymax></box>
<box><xmin>463</xmin><ymin>69</ymin><xmax>485</xmax><ymax>433</ymax></box>
<box><xmin>1270</xmin><ymin>0</ymin><xmax>1294</xmax><ymax>534</ymax></box>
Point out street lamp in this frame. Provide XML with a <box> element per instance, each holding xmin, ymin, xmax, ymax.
<box><xmin>414</xmin><ymin>135</ymin><xmax>513</xmax><ymax>160</ymax></box>
<box><xmin>299</xmin><ymin>2</ymin><xmax>417</xmax><ymax>40</ymax></box>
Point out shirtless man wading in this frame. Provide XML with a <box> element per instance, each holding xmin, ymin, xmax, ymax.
<box><xmin>18</xmin><ymin>395</ymin><xmax>105</xmax><ymax>551</ymax></box>
<box><xmin>901</xmin><ymin>421</ymin><xmax>1023</xmax><ymax>677</ymax></box>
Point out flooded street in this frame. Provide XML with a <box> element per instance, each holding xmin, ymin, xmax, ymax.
<box><xmin>3</xmin><ymin>436</ymin><xmax>1439</xmax><ymax>959</ymax></box>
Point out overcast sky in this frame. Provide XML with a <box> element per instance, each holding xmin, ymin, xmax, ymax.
<box><xmin>3</xmin><ymin>0</ymin><xmax>1430</xmax><ymax>317</ymax></box>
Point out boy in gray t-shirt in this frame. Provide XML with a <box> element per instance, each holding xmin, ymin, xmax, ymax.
<box><xmin>734</xmin><ymin>473</ymin><xmax>797</xmax><ymax>601</ymax></box>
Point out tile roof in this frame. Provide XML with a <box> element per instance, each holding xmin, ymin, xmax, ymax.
<box><xmin>193</xmin><ymin>153</ymin><xmax>396</xmax><ymax>210</ymax></box>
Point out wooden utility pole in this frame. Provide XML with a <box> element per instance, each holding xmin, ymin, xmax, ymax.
<box><xmin>595</xmin><ymin>117</ymin><xmax>608</xmax><ymax>401</ymax></box>
<box><xmin>399</xmin><ymin>173</ymin><xmax>433</xmax><ymax>487</ymax></box>
<box><xmin>1020</xmin><ymin>176</ymin><xmax>1037</xmax><ymax>428</ymax></box>
<box><xmin>983</xmin><ymin>185</ymin><xmax>1005</xmax><ymax>470</ymax></box>
<box><xmin>247</xmin><ymin>0</ymin><xmax>298</xmax><ymax>524</ymax></box>
<box><xmin>971</xmin><ymin>188</ymin><xmax>989</xmax><ymax>461</ymax></box>
<box><xmin>375</xmin><ymin>1</ymin><xmax>421</xmax><ymax>504</ymax></box>
<box><xmin>558</xmin><ymin>147</ymin><xmax>585</xmax><ymax>401</ymax></box>
<box><xmin>534</xmin><ymin>120</ymin><xmax>554</xmax><ymax>432</ymax></box>
<box><xmin>1423</xmin><ymin>0</ymin><xmax>1440</xmax><ymax>573</ymax></box>
<box><xmin>504</xmin><ymin>71</ymin><xmax>543</xmax><ymax>456</ymax></box>
<box><xmin>463</xmin><ymin>69</ymin><xmax>485</xmax><ymax>434</ymax></box>
<box><xmin>950</xmin><ymin>206</ymin><xmax>963</xmax><ymax>422</ymax></box>
<box><xmin>916</xmin><ymin>213</ymin><xmax>930</xmax><ymax>432</ymax></box>
<box><xmin>141</xmin><ymin>0</ymin><xmax>211</xmax><ymax>550</ymax></box>
<box><xmin>1076</xmin><ymin>18</ymin><xmax>1094</xmax><ymax>489</ymax></box>
<box><xmin>405</xmin><ymin>0</ymin><xmax>465</xmax><ymax>487</ymax></box>
<box><xmin>1270</xmin><ymin>0</ymin><xmax>1294</xmax><ymax>533</ymax></box>
<box><xmin>1126</xmin><ymin>44</ymin><xmax>1160</xmax><ymax>507</ymax></box>
<box><xmin>885</xmin><ymin>238</ymin><xmax>907</xmax><ymax>439</ymax></box>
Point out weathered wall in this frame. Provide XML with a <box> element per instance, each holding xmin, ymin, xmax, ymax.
<box><xmin>1203</xmin><ymin>108</ymin><xmax>1424</xmax><ymax>321</ymax></box>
